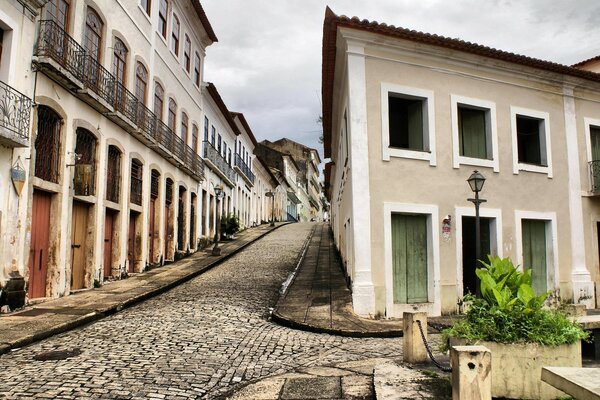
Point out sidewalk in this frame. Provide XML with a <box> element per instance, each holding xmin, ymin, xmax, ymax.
<box><xmin>0</xmin><ymin>222</ymin><xmax>288</xmax><ymax>355</ymax></box>
<box><xmin>272</xmin><ymin>223</ymin><xmax>455</xmax><ymax>337</ymax></box>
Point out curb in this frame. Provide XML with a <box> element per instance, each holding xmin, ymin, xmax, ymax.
<box><xmin>0</xmin><ymin>223</ymin><xmax>290</xmax><ymax>355</ymax></box>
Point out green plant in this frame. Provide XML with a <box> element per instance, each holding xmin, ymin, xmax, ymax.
<box><xmin>442</xmin><ymin>256</ymin><xmax>588</xmax><ymax>349</ymax></box>
<box><xmin>220</xmin><ymin>213</ymin><xmax>240</xmax><ymax>236</ymax></box>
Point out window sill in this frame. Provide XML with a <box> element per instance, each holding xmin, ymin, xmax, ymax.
<box><xmin>515</xmin><ymin>162</ymin><xmax>552</xmax><ymax>177</ymax></box>
<box><xmin>383</xmin><ymin>147</ymin><xmax>435</xmax><ymax>166</ymax></box>
<box><xmin>455</xmin><ymin>156</ymin><xmax>498</xmax><ymax>172</ymax></box>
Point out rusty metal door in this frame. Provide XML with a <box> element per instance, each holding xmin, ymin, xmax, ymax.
<box><xmin>103</xmin><ymin>211</ymin><xmax>114</xmax><ymax>278</ymax></box>
<box><xmin>71</xmin><ymin>201</ymin><xmax>88</xmax><ymax>290</ymax></box>
<box><xmin>128</xmin><ymin>212</ymin><xmax>136</xmax><ymax>272</ymax></box>
<box><xmin>148</xmin><ymin>198</ymin><xmax>155</xmax><ymax>264</ymax></box>
<box><xmin>29</xmin><ymin>190</ymin><xmax>51</xmax><ymax>298</ymax></box>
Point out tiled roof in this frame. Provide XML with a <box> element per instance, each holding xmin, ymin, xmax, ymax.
<box><xmin>230</xmin><ymin>112</ymin><xmax>258</xmax><ymax>146</ymax></box>
<box><xmin>321</xmin><ymin>7</ymin><xmax>600</xmax><ymax>158</ymax></box>
<box><xmin>192</xmin><ymin>1</ymin><xmax>218</xmax><ymax>43</ymax></box>
<box><xmin>572</xmin><ymin>55</ymin><xmax>600</xmax><ymax>68</ymax></box>
<box><xmin>206</xmin><ymin>83</ymin><xmax>240</xmax><ymax>136</ymax></box>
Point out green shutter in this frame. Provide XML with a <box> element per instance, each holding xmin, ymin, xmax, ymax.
<box><xmin>407</xmin><ymin>101</ymin><xmax>424</xmax><ymax>151</ymax></box>
<box><xmin>459</xmin><ymin>107</ymin><xmax>487</xmax><ymax>159</ymax></box>
<box><xmin>591</xmin><ymin>127</ymin><xmax>600</xmax><ymax>161</ymax></box>
<box><xmin>392</xmin><ymin>214</ymin><xmax>428</xmax><ymax>304</ymax></box>
<box><xmin>522</xmin><ymin>219</ymin><xmax>547</xmax><ymax>294</ymax></box>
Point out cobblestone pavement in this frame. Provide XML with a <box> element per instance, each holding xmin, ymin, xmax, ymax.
<box><xmin>0</xmin><ymin>223</ymin><xmax>430</xmax><ymax>399</ymax></box>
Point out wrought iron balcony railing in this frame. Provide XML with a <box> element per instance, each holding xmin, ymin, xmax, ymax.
<box><xmin>234</xmin><ymin>153</ymin><xmax>255</xmax><ymax>185</ymax></box>
<box><xmin>203</xmin><ymin>141</ymin><xmax>236</xmax><ymax>185</ymax></box>
<box><xmin>34</xmin><ymin>20</ymin><xmax>204</xmax><ymax>181</ymax></box>
<box><xmin>0</xmin><ymin>80</ymin><xmax>32</xmax><ymax>147</ymax></box>
<box><xmin>590</xmin><ymin>160</ymin><xmax>600</xmax><ymax>193</ymax></box>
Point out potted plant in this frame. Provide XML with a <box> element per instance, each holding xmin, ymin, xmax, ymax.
<box><xmin>220</xmin><ymin>213</ymin><xmax>240</xmax><ymax>239</ymax></box>
<box><xmin>443</xmin><ymin>256</ymin><xmax>588</xmax><ymax>400</ymax></box>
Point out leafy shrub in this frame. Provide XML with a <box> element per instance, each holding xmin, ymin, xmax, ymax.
<box><xmin>443</xmin><ymin>256</ymin><xmax>588</xmax><ymax>348</ymax></box>
<box><xmin>220</xmin><ymin>213</ymin><xmax>240</xmax><ymax>236</ymax></box>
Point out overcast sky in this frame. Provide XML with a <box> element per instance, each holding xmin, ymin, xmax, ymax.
<box><xmin>202</xmin><ymin>0</ymin><xmax>600</xmax><ymax>163</ymax></box>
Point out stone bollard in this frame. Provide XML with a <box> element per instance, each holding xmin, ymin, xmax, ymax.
<box><xmin>451</xmin><ymin>345</ymin><xmax>491</xmax><ymax>400</ymax></box>
<box><xmin>403</xmin><ymin>311</ymin><xmax>428</xmax><ymax>363</ymax></box>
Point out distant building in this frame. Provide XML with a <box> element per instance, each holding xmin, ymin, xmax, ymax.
<box><xmin>322</xmin><ymin>8</ymin><xmax>600</xmax><ymax>317</ymax></box>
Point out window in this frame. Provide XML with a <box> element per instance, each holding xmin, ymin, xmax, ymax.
<box><xmin>584</xmin><ymin>118</ymin><xmax>600</xmax><ymax>192</ymax></box>
<box><xmin>217</xmin><ymin>134</ymin><xmax>221</xmax><ymax>152</ymax></box>
<box><xmin>74</xmin><ymin>128</ymin><xmax>97</xmax><ymax>196</ymax></box>
<box><xmin>130</xmin><ymin>159</ymin><xmax>143</xmax><ymax>205</ymax></box>
<box><xmin>106</xmin><ymin>145</ymin><xmax>121</xmax><ymax>203</ymax></box>
<box><xmin>192</xmin><ymin>124</ymin><xmax>198</xmax><ymax>153</ymax></box>
<box><xmin>135</xmin><ymin>62</ymin><xmax>148</xmax><ymax>104</ymax></box>
<box><xmin>181</xmin><ymin>112</ymin><xmax>188</xmax><ymax>144</ymax></box>
<box><xmin>381</xmin><ymin>83</ymin><xmax>435</xmax><ymax>165</ymax></box>
<box><xmin>84</xmin><ymin>8</ymin><xmax>103</xmax><ymax>60</ymax></box>
<box><xmin>158</xmin><ymin>0</ymin><xmax>168</xmax><ymax>38</ymax></box>
<box><xmin>140</xmin><ymin>0</ymin><xmax>151</xmax><ymax>16</ymax></box>
<box><xmin>184</xmin><ymin>35</ymin><xmax>191</xmax><ymax>72</ymax></box>
<box><xmin>112</xmin><ymin>38</ymin><xmax>127</xmax><ymax>85</ymax></box>
<box><xmin>510</xmin><ymin>107</ymin><xmax>551</xmax><ymax>176</ymax></box>
<box><xmin>167</xmin><ymin>98</ymin><xmax>177</xmax><ymax>132</ymax></box>
<box><xmin>211</xmin><ymin>126</ymin><xmax>215</xmax><ymax>145</ymax></box>
<box><xmin>43</xmin><ymin>0</ymin><xmax>70</xmax><ymax>30</ymax></box>
<box><xmin>171</xmin><ymin>14</ymin><xmax>180</xmax><ymax>56</ymax></box>
<box><xmin>153</xmin><ymin>82</ymin><xmax>164</xmax><ymax>119</ymax></box>
<box><xmin>194</xmin><ymin>52</ymin><xmax>201</xmax><ymax>86</ymax></box>
<box><xmin>35</xmin><ymin>106</ymin><xmax>62</xmax><ymax>183</ymax></box>
<box><xmin>451</xmin><ymin>95</ymin><xmax>498</xmax><ymax>171</ymax></box>
<box><xmin>228</xmin><ymin>149</ymin><xmax>232</xmax><ymax>165</ymax></box>
<box><xmin>203</xmin><ymin>116</ymin><xmax>209</xmax><ymax>141</ymax></box>
<box><xmin>223</xmin><ymin>142</ymin><xmax>227</xmax><ymax>158</ymax></box>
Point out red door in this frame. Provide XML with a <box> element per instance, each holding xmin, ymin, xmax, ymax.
<box><xmin>103</xmin><ymin>211</ymin><xmax>114</xmax><ymax>278</ymax></box>
<box><xmin>128</xmin><ymin>213</ymin><xmax>136</xmax><ymax>273</ymax></box>
<box><xmin>148</xmin><ymin>198</ymin><xmax>155</xmax><ymax>264</ymax></box>
<box><xmin>164</xmin><ymin>205</ymin><xmax>169</xmax><ymax>260</ymax></box>
<box><xmin>28</xmin><ymin>190</ymin><xmax>51</xmax><ymax>298</ymax></box>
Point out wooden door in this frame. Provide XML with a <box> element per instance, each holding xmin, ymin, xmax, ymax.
<box><xmin>71</xmin><ymin>201</ymin><xmax>88</xmax><ymax>289</ymax></box>
<box><xmin>103</xmin><ymin>211</ymin><xmax>114</xmax><ymax>278</ymax></box>
<box><xmin>391</xmin><ymin>214</ymin><xmax>428</xmax><ymax>304</ymax></box>
<box><xmin>148</xmin><ymin>198</ymin><xmax>155</xmax><ymax>263</ymax></box>
<box><xmin>522</xmin><ymin>219</ymin><xmax>547</xmax><ymax>294</ymax></box>
<box><xmin>164</xmin><ymin>205</ymin><xmax>169</xmax><ymax>259</ymax></box>
<box><xmin>29</xmin><ymin>190</ymin><xmax>51</xmax><ymax>298</ymax></box>
<box><xmin>128</xmin><ymin>213</ymin><xmax>136</xmax><ymax>272</ymax></box>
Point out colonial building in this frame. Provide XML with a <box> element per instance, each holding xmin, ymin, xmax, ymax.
<box><xmin>260</xmin><ymin>138</ymin><xmax>323</xmax><ymax>221</ymax></box>
<box><xmin>231</xmin><ymin>112</ymin><xmax>258</xmax><ymax>228</ymax></box>
<box><xmin>322</xmin><ymin>8</ymin><xmax>600</xmax><ymax>317</ymax></box>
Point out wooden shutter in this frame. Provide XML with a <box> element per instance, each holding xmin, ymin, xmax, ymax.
<box><xmin>407</xmin><ymin>101</ymin><xmax>423</xmax><ymax>151</ymax></box>
<box><xmin>459</xmin><ymin>107</ymin><xmax>487</xmax><ymax>159</ymax></box>
<box><xmin>391</xmin><ymin>214</ymin><xmax>428</xmax><ymax>304</ymax></box>
<box><xmin>522</xmin><ymin>219</ymin><xmax>547</xmax><ymax>294</ymax></box>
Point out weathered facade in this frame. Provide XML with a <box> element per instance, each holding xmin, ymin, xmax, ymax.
<box><xmin>322</xmin><ymin>8</ymin><xmax>600</xmax><ymax>317</ymax></box>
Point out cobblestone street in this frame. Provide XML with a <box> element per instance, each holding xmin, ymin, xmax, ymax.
<box><xmin>0</xmin><ymin>223</ymin><xmax>406</xmax><ymax>399</ymax></box>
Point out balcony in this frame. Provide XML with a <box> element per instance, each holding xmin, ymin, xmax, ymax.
<box><xmin>234</xmin><ymin>153</ymin><xmax>255</xmax><ymax>186</ymax></box>
<box><xmin>203</xmin><ymin>141</ymin><xmax>236</xmax><ymax>187</ymax></box>
<box><xmin>0</xmin><ymin>80</ymin><xmax>32</xmax><ymax>147</ymax></box>
<box><xmin>33</xmin><ymin>20</ymin><xmax>204</xmax><ymax>182</ymax></box>
<box><xmin>590</xmin><ymin>160</ymin><xmax>600</xmax><ymax>194</ymax></box>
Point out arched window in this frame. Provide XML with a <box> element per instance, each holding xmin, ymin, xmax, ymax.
<box><xmin>192</xmin><ymin>124</ymin><xmax>199</xmax><ymax>153</ymax></box>
<box><xmin>181</xmin><ymin>112</ymin><xmax>188</xmax><ymax>144</ymax></box>
<box><xmin>74</xmin><ymin>128</ymin><xmax>97</xmax><ymax>196</ymax></box>
<box><xmin>167</xmin><ymin>98</ymin><xmax>177</xmax><ymax>132</ymax></box>
<box><xmin>154</xmin><ymin>82</ymin><xmax>164</xmax><ymax>119</ymax></box>
<box><xmin>84</xmin><ymin>8</ymin><xmax>103</xmax><ymax>60</ymax></box>
<box><xmin>34</xmin><ymin>106</ymin><xmax>62</xmax><ymax>183</ymax></box>
<box><xmin>135</xmin><ymin>62</ymin><xmax>148</xmax><ymax>104</ymax></box>
<box><xmin>43</xmin><ymin>0</ymin><xmax>70</xmax><ymax>30</ymax></box>
<box><xmin>171</xmin><ymin>14</ymin><xmax>180</xmax><ymax>55</ymax></box>
<box><xmin>112</xmin><ymin>38</ymin><xmax>127</xmax><ymax>85</ymax></box>
<box><xmin>158</xmin><ymin>0</ymin><xmax>168</xmax><ymax>38</ymax></box>
<box><xmin>130</xmin><ymin>159</ymin><xmax>143</xmax><ymax>205</ymax></box>
<box><xmin>106</xmin><ymin>145</ymin><xmax>121</xmax><ymax>203</ymax></box>
<box><xmin>184</xmin><ymin>35</ymin><xmax>191</xmax><ymax>72</ymax></box>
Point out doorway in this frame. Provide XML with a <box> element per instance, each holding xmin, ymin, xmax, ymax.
<box><xmin>461</xmin><ymin>216</ymin><xmax>492</xmax><ymax>296</ymax></box>
<box><xmin>103</xmin><ymin>210</ymin><xmax>116</xmax><ymax>279</ymax></box>
<box><xmin>29</xmin><ymin>190</ymin><xmax>52</xmax><ymax>298</ymax></box>
<box><xmin>71</xmin><ymin>201</ymin><xmax>90</xmax><ymax>289</ymax></box>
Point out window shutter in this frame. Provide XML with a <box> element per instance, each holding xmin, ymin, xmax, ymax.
<box><xmin>459</xmin><ymin>108</ymin><xmax>487</xmax><ymax>159</ymax></box>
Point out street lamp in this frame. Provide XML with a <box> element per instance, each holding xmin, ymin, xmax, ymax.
<box><xmin>212</xmin><ymin>184</ymin><xmax>225</xmax><ymax>256</ymax></box>
<box><xmin>467</xmin><ymin>170</ymin><xmax>487</xmax><ymax>276</ymax></box>
<box><xmin>265</xmin><ymin>190</ymin><xmax>275</xmax><ymax>226</ymax></box>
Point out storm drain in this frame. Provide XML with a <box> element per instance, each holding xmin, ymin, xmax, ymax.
<box><xmin>33</xmin><ymin>348</ymin><xmax>82</xmax><ymax>361</ymax></box>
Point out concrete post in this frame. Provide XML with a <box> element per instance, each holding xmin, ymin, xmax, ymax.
<box><xmin>451</xmin><ymin>345</ymin><xmax>491</xmax><ymax>400</ymax></box>
<box><xmin>402</xmin><ymin>312</ymin><xmax>428</xmax><ymax>363</ymax></box>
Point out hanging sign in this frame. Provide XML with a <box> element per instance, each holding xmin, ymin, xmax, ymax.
<box><xmin>11</xmin><ymin>157</ymin><xmax>26</xmax><ymax>196</ymax></box>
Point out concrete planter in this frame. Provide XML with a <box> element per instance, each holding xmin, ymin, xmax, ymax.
<box><xmin>451</xmin><ymin>338</ymin><xmax>581</xmax><ymax>399</ymax></box>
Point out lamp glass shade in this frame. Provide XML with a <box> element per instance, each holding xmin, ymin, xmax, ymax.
<box><xmin>467</xmin><ymin>170</ymin><xmax>486</xmax><ymax>193</ymax></box>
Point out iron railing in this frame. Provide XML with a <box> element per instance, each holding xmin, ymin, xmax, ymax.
<box><xmin>203</xmin><ymin>140</ymin><xmax>236</xmax><ymax>184</ymax></box>
<box><xmin>234</xmin><ymin>153</ymin><xmax>255</xmax><ymax>185</ymax></box>
<box><xmin>35</xmin><ymin>20</ymin><xmax>204</xmax><ymax>181</ymax></box>
<box><xmin>0</xmin><ymin>80</ymin><xmax>32</xmax><ymax>142</ymax></box>
<box><xmin>590</xmin><ymin>160</ymin><xmax>600</xmax><ymax>193</ymax></box>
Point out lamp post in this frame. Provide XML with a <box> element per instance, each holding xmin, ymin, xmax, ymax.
<box><xmin>467</xmin><ymin>171</ymin><xmax>487</xmax><ymax>291</ymax></box>
<box><xmin>265</xmin><ymin>190</ymin><xmax>275</xmax><ymax>226</ymax></box>
<box><xmin>212</xmin><ymin>184</ymin><xmax>225</xmax><ymax>256</ymax></box>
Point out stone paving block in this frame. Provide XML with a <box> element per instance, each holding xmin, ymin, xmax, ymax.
<box><xmin>280</xmin><ymin>376</ymin><xmax>342</xmax><ymax>399</ymax></box>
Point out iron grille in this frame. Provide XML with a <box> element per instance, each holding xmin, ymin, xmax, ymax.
<box><xmin>0</xmin><ymin>80</ymin><xmax>32</xmax><ymax>142</ymax></box>
<box><xmin>235</xmin><ymin>153</ymin><xmax>255</xmax><ymax>184</ymax></box>
<box><xmin>165</xmin><ymin>178</ymin><xmax>173</xmax><ymax>204</ymax></box>
<box><xmin>203</xmin><ymin>140</ymin><xmax>236</xmax><ymax>183</ymax></box>
<box><xmin>130</xmin><ymin>160</ymin><xmax>143</xmax><ymax>205</ymax></box>
<box><xmin>74</xmin><ymin>128</ymin><xmax>96</xmax><ymax>196</ymax></box>
<box><xmin>34</xmin><ymin>105</ymin><xmax>61</xmax><ymax>183</ymax></box>
<box><xmin>106</xmin><ymin>146</ymin><xmax>121</xmax><ymax>203</ymax></box>
<box><xmin>590</xmin><ymin>160</ymin><xmax>600</xmax><ymax>193</ymax></box>
<box><xmin>150</xmin><ymin>169</ymin><xmax>160</xmax><ymax>199</ymax></box>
